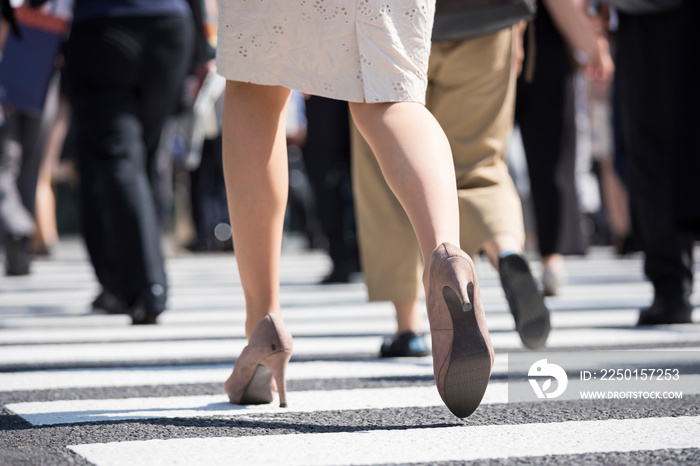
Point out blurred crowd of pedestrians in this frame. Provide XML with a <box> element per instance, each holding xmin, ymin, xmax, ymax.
<box><xmin>0</xmin><ymin>0</ymin><xmax>696</xmax><ymax>333</ymax></box>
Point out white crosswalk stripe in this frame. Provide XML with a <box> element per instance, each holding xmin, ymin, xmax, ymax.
<box><xmin>0</xmin><ymin>309</ymin><xmax>669</xmax><ymax>343</ymax></box>
<box><xmin>6</xmin><ymin>385</ymin><xmax>507</xmax><ymax>426</ymax></box>
<box><xmin>3</xmin><ymin>326</ymin><xmax>698</xmax><ymax>368</ymax></box>
<box><xmin>1</xmin><ymin>240</ymin><xmax>699</xmax><ymax>465</ymax></box>
<box><xmin>0</xmin><ymin>359</ymin><xmax>443</xmax><ymax>392</ymax></box>
<box><xmin>68</xmin><ymin>416</ymin><xmax>700</xmax><ymax>466</ymax></box>
<box><xmin>9</xmin><ymin>376</ymin><xmax>700</xmax><ymax>426</ymax></box>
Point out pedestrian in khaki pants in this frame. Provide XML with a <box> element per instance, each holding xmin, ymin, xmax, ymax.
<box><xmin>353</xmin><ymin>7</ymin><xmax>551</xmax><ymax>353</ymax></box>
<box><xmin>354</xmin><ymin>0</ymin><xmax>613</xmax><ymax>355</ymax></box>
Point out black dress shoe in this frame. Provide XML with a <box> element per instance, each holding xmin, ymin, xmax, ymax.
<box><xmin>380</xmin><ymin>331</ymin><xmax>430</xmax><ymax>358</ymax></box>
<box><xmin>5</xmin><ymin>235</ymin><xmax>31</xmax><ymax>276</ymax></box>
<box><xmin>129</xmin><ymin>299</ymin><xmax>160</xmax><ymax>325</ymax></box>
<box><xmin>91</xmin><ymin>290</ymin><xmax>128</xmax><ymax>314</ymax></box>
<box><xmin>637</xmin><ymin>296</ymin><xmax>693</xmax><ymax>326</ymax></box>
<box><xmin>499</xmin><ymin>254</ymin><xmax>551</xmax><ymax>350</ymax></box>
<box><xmin>129</xmin><ymin>284</ymin><xmax>166</xmax><ymax>325</ymax></box>
<box><xmin>320</xmin><ymin>268</ymin><xmax>352</xmax><ymax>284</ymax></box>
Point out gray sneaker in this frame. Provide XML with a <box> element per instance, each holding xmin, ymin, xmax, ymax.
<box><xmin>499</xmin><ymin>254</ymin><xmax>551</xmax><ymax>350</ymax></box>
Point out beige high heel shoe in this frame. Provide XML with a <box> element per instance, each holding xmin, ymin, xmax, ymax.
<box><xmin>224</xmin><ymin>314</ymin><xmax>293</xmax><ymax>407</ymax></box>
<box><xmin>427</xmin><ymin>242</ymin><xmax>494</xmax><ymax>418</ymax></box>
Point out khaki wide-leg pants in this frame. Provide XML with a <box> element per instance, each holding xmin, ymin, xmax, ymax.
<box><xmin>352</xmin><ymin>27</ymin><xmax>523</xmax><ymax>302</ymax></box>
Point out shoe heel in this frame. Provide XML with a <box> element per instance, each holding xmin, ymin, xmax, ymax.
<box><xmin>432</xmin><ymin>245</ymin><xmax>474</xmax><ymax>313</ymax></box>
<box><xmin>444</xmin><ymin>276</ymin><xmax>473</xmax><ymax>314</ymax></box>
<box><xmin>262</xmin><ymin>349</ymin><xmax>292</xmax><ymax>407</ymax></box>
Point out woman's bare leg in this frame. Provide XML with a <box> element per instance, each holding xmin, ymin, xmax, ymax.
<box><xmin>222</xmin><ymin>81</ymin><xmax>291</xmax><ymax>338</ymax></box>
<box><xmin>482</xmin><ymin>233</ymin><xmax>523</xmax><ymax>269</ymax></box>
<box><xmin>352</xmin><ymin>102</ymin><xmax>493</xmax><ymax>418</ymax></box>
<box><xmin>349</xmin><ymin>101</ymin><xmax>460</xmax><ymax>285</ymax></box>
<box><xmin>393</xmin><ymin>300</ymin><xmax>426</xmax><ymax>334</ymax></box>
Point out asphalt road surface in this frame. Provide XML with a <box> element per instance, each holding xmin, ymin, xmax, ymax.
<box><xmin>1</xmin><ymin>239</ymin><xmax>699</xmax><ymax>465</ymax></box>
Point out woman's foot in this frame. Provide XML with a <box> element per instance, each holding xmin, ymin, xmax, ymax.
<box><xmin>224</xmin><ymin>314</ymin><xmax>293</xmax><ymax>407</ymax></box>
<box><xmin>427</xmin><ymin>243</ymin><xmax>494</xmax><ymax>418</ymax></box>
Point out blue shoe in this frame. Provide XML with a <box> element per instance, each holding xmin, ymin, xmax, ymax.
<box><xmin>380</xmin><ymin>331</ymin><xmax>430</xmax><ymax>357</ymax></box>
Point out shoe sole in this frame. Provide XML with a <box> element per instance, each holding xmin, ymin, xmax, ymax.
<box><xmin>500</xmin><ymin>256</ymin><xmax>551</xmax><ymax>350</ymax></box>
<box><xmin>441</xmin><ymin>285</ymin><xmax>492</xmax><ymax>419</ymax></box>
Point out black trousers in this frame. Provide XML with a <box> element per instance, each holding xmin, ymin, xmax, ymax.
<box><xmin>615</xmin><ymin>9</ymin><xmax>693</xmax><ymax>302</ymax></box>
<box><xmin>302</xmin><ymin>96</ymin><xmax>359</xmax><ymax>275</ymax></box>
<box><xmin>65</xmin><ymin>15</ymin><xmax>193</xmax><ymax>310</ymax></box>
<box><xmin>189</xmin><ymin>134</ymin><xmax>230</xmax><ymax>249</ymax></box>
<box><xmin>514</xmin><ymin>2</ymin><xmax>585</xmax><ymax>257</ymax></box>
<box><xmin>673</xmin><ymin>0</ymin><xmax>700</xmax><ymax>235</ymax></box>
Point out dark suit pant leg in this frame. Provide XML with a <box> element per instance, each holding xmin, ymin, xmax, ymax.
<box><xmin>615</xmin><ymin>10</ymin><xmax>693</xmax><ymax>302</ymax></box>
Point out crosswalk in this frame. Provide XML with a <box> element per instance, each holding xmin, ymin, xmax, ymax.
<box><xmin>1</xmin><ymin>238</ymin><xmax>699</xmax><ymax>465</ymax></box>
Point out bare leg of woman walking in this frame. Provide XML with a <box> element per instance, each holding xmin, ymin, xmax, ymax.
<box><xmin>350</xmin><ymin>102</ymin><xmax>458</xmax><ymax>269</ymax></box>
<box><xmin>222</xmin><ymin>82</ymin><xmax>290</xmax><ymax>338</ymax></box>
<box><xmin>221</xmin><ymin>82</ymin><xmax>294</xmax><ymax>408</ymax></box>
<box><xmin>351</xmin><ymin>101</ymin><xmax>494</xmax><ymax>417</ymax></box>
<box><xmin>221</xmin><ymin>84</ymin><xmax>493</xmax><ymax>417</ymax></box>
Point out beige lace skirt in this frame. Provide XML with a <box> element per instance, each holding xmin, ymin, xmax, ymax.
<box><xmin>216</xmin><ymin>0</ymin><xmax>435</xmax><ymax>103</ymax></box>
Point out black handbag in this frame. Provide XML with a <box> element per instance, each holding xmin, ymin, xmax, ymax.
<box><xmin>432</xmin><ymin>0</ymin><xmax>536</xmax><ymax>41</ymax></box>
